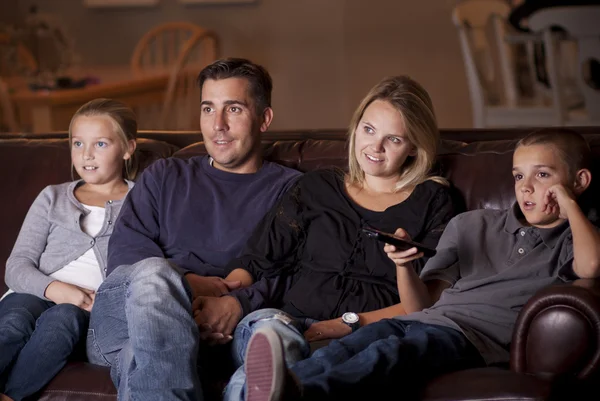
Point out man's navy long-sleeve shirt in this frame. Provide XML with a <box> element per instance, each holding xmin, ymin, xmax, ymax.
<box><xmin>107</xmin><ymin>155</ymin><xmax>301</xmax><ymax>277</ymax></box>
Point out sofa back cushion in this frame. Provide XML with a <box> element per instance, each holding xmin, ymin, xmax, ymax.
<box><xmin>0</xmin><ymin>138</ymin><xmax>179</xmax><ymax>294</ymax></box>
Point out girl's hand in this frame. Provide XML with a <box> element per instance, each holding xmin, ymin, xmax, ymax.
<box><xmin>384</xmin><ymin>228</ymin><xmax>424</xmax><ymax>267</ymax></box>
<box><xmin>44</xmin><ymin>281</ymin><xmax>95</xmax><ymax>312</ymax></box>
<box><xmin>304</xmin><ymin>319</ymin><xmax>351</xmax><ymax>342</ymax></box>
<box><xmin>542</xmin><ymin>184</ymin><xmax>577</xmax><ymax>220</ymax></box>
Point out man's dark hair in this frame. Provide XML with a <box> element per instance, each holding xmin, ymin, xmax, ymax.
<box><xmin>197</xmin><ymin>58</ymin><xmax>273</xmax><ymax>115</ymax></box>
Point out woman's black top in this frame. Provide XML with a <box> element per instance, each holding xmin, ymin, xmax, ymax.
<box><xmin>226</xmin><ymin>169</ymin><xmax>456</xmax><ymax>321</ymax></box>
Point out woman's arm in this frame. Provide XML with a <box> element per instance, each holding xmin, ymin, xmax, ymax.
<box><xmin>223</xmin><ymin>180</ymin><xmax>306</xmax><ymax>282</ymax></box>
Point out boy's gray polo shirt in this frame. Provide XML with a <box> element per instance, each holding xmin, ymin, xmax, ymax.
<box><xmin>396</xmin><ymin>204</ymin><xmax>575</xmax><ymax>365</ymax></box>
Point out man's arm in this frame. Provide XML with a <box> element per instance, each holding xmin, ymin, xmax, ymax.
<box><xmin>107</xmin><ymin>163</ymin><xmax>165</xmax><ymax>275</ymax></box>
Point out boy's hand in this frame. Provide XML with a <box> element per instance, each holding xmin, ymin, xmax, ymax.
<box><xmin>542</xmin><ymin>184</ymin><xmax>578</xmax><ymax>220</ymax></box>
<box><xmin>384</xmin><ymin>228</ymin><xmax>424</xmax><ymax>267</ymax></box>
<box><xmin>44</xmin><ymin>281</ymin><xmax>95</xmax><ymax>311</ymax></box>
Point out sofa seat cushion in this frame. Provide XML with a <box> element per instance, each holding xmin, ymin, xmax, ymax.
<box><xmin>38</xmin><ymin>361</ymin><xmax>115</xmax><ymax>401</ymax></box>
<box><xmin>421</xmin><ymin>367</ymin><xmax>551</xmax><ymax>401</ymax></box>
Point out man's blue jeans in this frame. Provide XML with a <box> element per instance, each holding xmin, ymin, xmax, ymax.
<box><xmin>86</xmin><ymin>257</ymin><xmax>202</xmax><ymax>401</ymax></box>
<box><xmin>290</xmin><ymin>318</ymin><xmax>485</xmax><ymax>400</ymax></box>
<box><xmin>224</xmin><ymin>308</ymin><xmax>317</xmax><ymax>401</ymax></box>
<box><xmin>0</xmin><ymin>292</ymin><xmax>89</xmax><ymax>401</ymax></box>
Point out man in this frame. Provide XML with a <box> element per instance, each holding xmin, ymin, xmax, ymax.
<box><xmin>85</xmin><ymin>58</ymin><xmax>301</xmax><ymax>401</ymax></box>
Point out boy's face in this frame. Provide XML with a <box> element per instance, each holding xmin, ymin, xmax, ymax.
<box><xmin>512</xmin><ymin>144</ymin><xmax>572</xmax><ymax>228</ymax></box>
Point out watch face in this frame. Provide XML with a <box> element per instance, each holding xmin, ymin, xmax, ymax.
<box><xmin>343</xmin><ymin>312</ymin><xmax>359</xmax><ymax>324</ymax></box>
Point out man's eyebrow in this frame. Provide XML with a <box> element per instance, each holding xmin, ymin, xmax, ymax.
<box><xmin>223</xmin><ymin>100</ymin><xmax>249</xmax><ymax>107</ymax></box>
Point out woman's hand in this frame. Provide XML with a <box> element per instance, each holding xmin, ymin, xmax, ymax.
<box><xmin>384</xmin><ymin>228</ymin><xmax>424</xmax><ymax>268</ymax></box>
<box><xmin>44</xmin><ymin>281</ymin><xmax>95</xmax><ymax>311</ymax></box>
<box><xmin>303</xmin><ymin>319</ymin><xmax>351</xmax><ymax>342</ymax></box>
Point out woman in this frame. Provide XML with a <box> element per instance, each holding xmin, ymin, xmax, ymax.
<box><xmin>199</xmin><ymin>75</ymin><xmax>458</xmax><ymax>400</ymax></box>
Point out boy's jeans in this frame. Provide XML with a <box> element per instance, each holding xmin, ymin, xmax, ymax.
<box><xmin>86</xmin><ymin>257</ymin><xmax>202</xmax><ymax>401</ymax></box>
<box><xmin>223</xmin><ymin>308</ymin><xmax>318</xmax><ymax>401</ymax></box>
<box><xmin>0</xmin><ymin>293</ymin><xmax>89</xmax><ymax>401</ymax></box>
<box><xmin>291</xmin><ymin>318</ymin><xmax>485</xmax><ymax>400</ymax></box>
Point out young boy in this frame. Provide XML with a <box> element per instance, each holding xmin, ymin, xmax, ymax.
<box><xmin>241</xmin><ymin>128</ymin><xmax>600</xmax><ymax>401</ymax></box>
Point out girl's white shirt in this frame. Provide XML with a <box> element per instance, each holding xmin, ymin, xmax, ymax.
<box><xmin>1</xmin><ymin>204</ymin><xmax>106</xmax><ymax>300</ymax></box>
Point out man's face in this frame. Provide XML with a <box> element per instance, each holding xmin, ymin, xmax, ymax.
<box><xmin>200</xmin><ymin>78</ymin><xmax>272</xmax><ymax>174</ymax></box>
<box><xmin>512</xmin><ymin>144</ymin><xmax>572</xmax><ymax>228</ymax></box>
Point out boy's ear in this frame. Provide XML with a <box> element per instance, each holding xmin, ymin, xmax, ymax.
<box><xmin>573</xmin><ymin>168</ymin><xmax>592</xmax><ymax>195</ymax></box>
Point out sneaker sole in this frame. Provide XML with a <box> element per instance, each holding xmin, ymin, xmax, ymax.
<box><xmin>245</xmin><ymin>329</ymin><xmax>285</xmax><ymax>401</ymax></box>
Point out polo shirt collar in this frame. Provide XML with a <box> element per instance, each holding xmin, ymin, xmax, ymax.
<box><xmin>503</xmin><ymin>202</ymin><xmax>569</xmax><ymax>248</ymax></box>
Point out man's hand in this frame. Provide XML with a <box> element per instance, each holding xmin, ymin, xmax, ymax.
<box><xmin>185</xmin><ymin>274</ymin><xmax>241</xmax><ymax>298</ymax></box>
<box><xmin>384</xmin><ymin>228</ymin><xmax>424</xmax><ymax>268</ymax></box>
<box><xmin>303</xmin><ymin>319</ymin><xmax>352</xmax><ymax>342</ymax></box>
<box><xmin>542</xmin><ymin>184</ymin><xmax>578</xmax><ymax>220</ymax></box>
<box><xmin>44</xmin><ymin>281</ymin><xmax>95</xmax><ymax>312</ymax></box>
<box><xmin>192</xmin><ymin>295</ymin><xmax>242</xmax><ymax>345</ymax></box>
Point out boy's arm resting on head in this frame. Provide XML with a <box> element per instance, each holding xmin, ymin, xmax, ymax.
<box><xmin>107</xmin><ymin>166</ymin><xmax>166</xmax><ymax>275</ymax></box>
<box><xmin>564</xmin><ymin>199</ymin><xmax>600</xmax><ymax>278</ymax></box>
<box><xmin>5</xmin><ymin>187</ymin><xmax>57</xmax><ymax>299</ymax></box>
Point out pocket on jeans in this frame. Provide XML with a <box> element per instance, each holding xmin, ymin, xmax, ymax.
<box><xmin>86</xmin><ymin>329</ymin><xmax>112</xmax><ymax>367</ymax></box>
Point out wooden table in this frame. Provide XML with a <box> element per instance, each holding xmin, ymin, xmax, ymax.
<box><xmin>10</xmin><ymin>66</ymin><xmax>169</xmax><ymax>133</ymax></box>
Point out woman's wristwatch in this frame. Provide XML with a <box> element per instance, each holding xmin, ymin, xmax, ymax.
<box><xmin>341</xmin><ymin>312</ymin><xmax>360</xmax><ymax>332</ymax></box>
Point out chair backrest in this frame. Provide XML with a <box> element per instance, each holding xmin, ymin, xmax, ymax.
<box><xmin>0</xmin><ymin>33</ymin><xmax>37</xmax><ymax>77</ymax></box>
<box><xmin>452</xmin><ymin>0</ymin><xmax>516</xmax><ymax>126</ymax></box>
<box><xmin>130</xmin><ymin>21</ymin><xmax>204</xmax><ymax>77</ymax></box>
<box><xmin>0</xmin><ymin>76</ymin><xmax>19</xmax><ymax>132</ymax></box>
<box><xmin>158</xmin><ymin>29</ymin><xmax>219</xmax><ymax>130</ymax></box>
<box><xmin>529</xmin><ymin>6</ymin><xmax>600</xmax><ymax>122</ymax></box>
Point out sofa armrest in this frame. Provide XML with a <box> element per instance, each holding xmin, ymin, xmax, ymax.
<box><xmin>510</xmin><ymin>278</ymin><xmax>600</xmax><ymax>380</ymax></box>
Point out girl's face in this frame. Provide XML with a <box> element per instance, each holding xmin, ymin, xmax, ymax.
<box><xmin>70</xmin><ymin>115</ymin><xmax>132</xmax><ymax>186</ymax></box>
<box><xmin>354</xmin><ymin>100</ymin><xmax>416</xmax><ymax>181</ymax></box>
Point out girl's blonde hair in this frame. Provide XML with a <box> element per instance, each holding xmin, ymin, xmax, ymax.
<box><xmin>347</xmin><ymin>76</ymin><xmax>447</xmax><ymax>191</ymax></box>
<box><xmin>68</xmin><ymin>98</ymin><xmax>138</xmax><ymax>180</ymax></box>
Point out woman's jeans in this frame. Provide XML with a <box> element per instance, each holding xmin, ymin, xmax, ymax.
<box><xmin>223</xmin><ymin>308</ymin><xmax>318</xmax><ymax>401</ymax></box>
<box><xmin>290</xmin><ymin>318</ymin><xmax>485</xmax><ymax>400</ymax></box>
<box><xmin>0</xmin><ymin>292</ymin><xmax>89</xmax><ymax>401</ymax></box>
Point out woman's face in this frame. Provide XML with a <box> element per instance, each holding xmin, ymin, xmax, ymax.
<box><xmin>354</xmin><ymin>100</ymin><xmax>416</xmax><ymax>181</ymax></box>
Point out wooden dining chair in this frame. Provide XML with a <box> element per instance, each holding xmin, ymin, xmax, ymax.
<box><xmin>130</xmin><ymin>21</ymin><xmax>205</xmax><ymax>77</ymax></box>
<box><xmin>0</xmin><ymin>33</ymin><xmax>37</xmax><ymax>78</ymax></box>
<box><xmin>452</xmin><ymin>0</ymin><xmax>567</xmax><ymax>128</ymax></box>
<box><xmin>0</xmin><ymin>76</ymin><xmax>19</xmax><ymax>132</ymax></box>
<box><xmin>529</xmin><ymin>6</ymin><xmax>600</xmax><ymax>125</ymax></box>
<box><xmin>153</xmin><ymin>28</ymin><xmax>219</xmax><ymax>130</ymax></box>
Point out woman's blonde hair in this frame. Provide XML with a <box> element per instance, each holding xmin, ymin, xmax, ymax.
<box><xmin>347</xmin><ymin>75</ymin><xmax>446</xmax><ymax>191</ymax></box>
<box><xmin>68</xmin><ymin>98</ymin><xmax>138</xmax><ymax>180</ymax></box>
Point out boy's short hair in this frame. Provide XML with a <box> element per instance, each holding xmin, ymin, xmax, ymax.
<box><xmin>517</xmin><ymin>128</ymin><xmax>592</xmax><ymax>179</ymax></box>
<box><xmin>196</xmin><ymin>58</ymin><xmax>272</xmax><ymax>116</ymax></box>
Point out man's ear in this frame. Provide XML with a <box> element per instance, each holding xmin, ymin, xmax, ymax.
<box><xmin>123</xmin><ymin>139</ymin><xmax>137</xmax><ymax>160</ymax></box>
<box><xmin>573</xmin><ymin>168</ymin><xmax>592</xmax><ymax>195</ymax></box>
<box><xmin>259</xmin><ymin>107</ymin><xmax>274</xmax><ymax>133</ymax></box>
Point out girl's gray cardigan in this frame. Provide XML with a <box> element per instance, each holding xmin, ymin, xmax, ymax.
<box><xmin>5</xmin><ymin>179</ymin><xmax>134</xmax><ymax>299</ymax></box>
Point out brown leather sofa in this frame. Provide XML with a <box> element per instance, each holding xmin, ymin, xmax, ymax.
<box><xmin>1</xmin><ymin>128</ymin><xmax>599</xmax><ymax>401</ymax></box>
